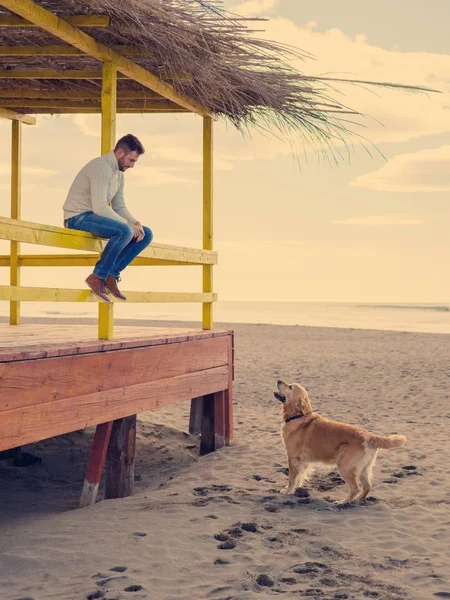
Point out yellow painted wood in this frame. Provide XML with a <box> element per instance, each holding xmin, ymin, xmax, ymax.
<box><xmin>0</xmin><ymin>69</ymin><xmax>188</xmax><ymax>81</ymax></box>
<box><xmin>0</xmin><ymin>14</ymin><xmax>110</xmax><ymax>26</ymax></box>
<box><xmin>0</xmin><ymin>286</ymin><xmax>217</xmax><ymax>304</ymax></box>
<box><xmin>0</xmin><ymin>217</ymin><xmax>218</xmax><ymax>264</ymax></box>
<box><xmin>19</xmin><ymin>108</ymin><xmax>186</xmax><ymax>115</ymax></box>
<box><xmin>0</xmin><ymin>0</ymin><xmax>209</xmax><ymax>115</ymax></box>
<box><xmin>0</xmin><ymin>107</ymin><xmax>35</xmax><ymax>124</ymax></box>
<box><xmin>98</xmin><ymin>303</ymin><xmax>113</xmax><ymax>340</ymax></box>
<box><xmin>0</xmin><ymin>69</ymin><xmax>130</xmax><ymax>79</ymax></box>
<box><xmin>99</xmin><ymin>60</ymin><xmax>117</xmax><ymax>339</ymax></box>
<box><xmin>1</xmin><ymin>99</ymin><xmax>184</xmax><ymax>111</ymax></box>
<box><xmin>0</xmin><ymin>44</ymin><xmax>154</xmax><ymax>56</ymax></box>
<box><xmin>0</xmin><ymin>254</ymin><xmax>200</xmax><ymax>267</ymax></box>
<box><xmin>10</xmin><ymin>120</ymin><xmax>21</xmax><ymax>325</ymax></box>
<box><xmin>0</xmin><ymin>90</ymin><xmax>160</xmax><ymax>99</ymax></box>
<box><xmin>202</xmin><ymin>116</ymin><xmax>214</xmax><ymax>330</ymax></box>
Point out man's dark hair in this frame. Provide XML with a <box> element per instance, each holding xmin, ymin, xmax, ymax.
<box><xmin>114</xmin><ymin>134</ymin><xmax>145</xmax><ymax>155</ymax></box>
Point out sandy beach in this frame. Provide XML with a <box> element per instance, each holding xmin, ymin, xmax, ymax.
<box><xmin>1</xmin><ymin>319</ymin><xmax>449</xmax><ymax>600</ymax></box>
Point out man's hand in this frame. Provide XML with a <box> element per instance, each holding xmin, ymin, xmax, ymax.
<box><xmin>131</xmin><ymin>221</ymin><xmax>145</xmax><ymax>242</ymax></box>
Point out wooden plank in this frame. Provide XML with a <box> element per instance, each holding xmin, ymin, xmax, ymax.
<box><xmin>0</xmin><ymin>44</ymin><xmax>153</xmax><ymax>56</ymax></box>
<box><xmin>189</xmin><ymin>396</ymin><xmax>203</xmax><ymax>435</ymax></box>
<box><xmin>0</xmin><ymin>107</ymin><xmax>35</xmax><ymax>124</ymax></box>
<box><xmin>0</xmin><ymin>216</ymin><xmax>218</xmax><ymax>264</ymax></box>
<box><xmin>0</xmin><ymin>100</ymin><xmax>182</xmax><ymax>110</ymax></box>
<box><xmin>105</xmin><ymin>416</ymin><xmax>136</xmax><ymax>499</ymax></box>
<box><xmin>200</xmin><ymin>393</ymin><xmax>215</xmax><ymax>455</ymax></box>
<box><xmin>0</xmin><ymin>0</ymin><xmax>209</xmax><ymax>115</ymax></box>
<box><xmin>79</xmin><ymin>421</ymin><xmax>112</xmax><ymax>507</ymax></box>
<box><xmin>0</xmin><ymin>324</ymin><xmax>231</xmax><ymax>362</ymax></box>
<box><xmin>0</xmin><ymin>69</ymin><xmax>132</xmax><ymax>79</ymax></box>
<box><xmin>0</xmin><ymin>90</ymin><xmax>160</xmax><ymax>99</ymax></box>
<box><xmin>0</xmin><ymin>366</ymin><xmax>229</xmax><ymax>451</ymax></box>
<box><xmin>0</xmin><ymin>14</ymin><xmax>110</xmax><ymax>27</ymax></box>
<box><xmin>10</xmin><ymin>119</ymin><xmax>21</xmax><ymax>324</ymax></box>
<box><xmin>0</xmin><ymin>334</ymin><xmax>229</xmax><ymax>412</ymax></box>
<box><xmin>0</xmin><ymin>254</ymin><xmax>202</xmax><ymax>267</ymax></box>
<box><xmin>203</xmin><ymin>116</ymin><xmax>214</xmax><ymax>329</ymax></box>
<box><xmin>0</xmin><ymin>285</ymin><xmax>216</xmax><ymax>304</ymax></box>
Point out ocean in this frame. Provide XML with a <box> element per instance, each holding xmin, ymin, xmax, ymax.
<box><xmin>2</xmin><ymin>300</ymin><xmax>449</xmax><ymax>335</ymax></box>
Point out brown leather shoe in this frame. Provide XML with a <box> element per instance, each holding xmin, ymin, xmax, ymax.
<box><xmin>105</xmin><ymin>275</ymin><xmax>127</xmax><ymax>301</ymax></box>
<box><xmin>85</xmin><ymin>273</ymin><xmax>110</xmax><ymax>303</ymax></box>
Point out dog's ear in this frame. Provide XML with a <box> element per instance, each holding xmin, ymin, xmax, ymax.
<box><xmin>274</xmin><ymin>391</ymin><xmax>286</xmax><ymax>403</ymax></box>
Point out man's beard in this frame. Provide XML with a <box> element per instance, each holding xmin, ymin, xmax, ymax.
<box><xmin>117</xmin><ymin>157</ymin><xmax>128</xmax><ymax>171</ymax></box>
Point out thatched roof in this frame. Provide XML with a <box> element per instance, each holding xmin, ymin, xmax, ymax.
<box><xmin>0</xmin><ymin>0</ymin><xmax>435</xmax><ymax>154</ymax></box>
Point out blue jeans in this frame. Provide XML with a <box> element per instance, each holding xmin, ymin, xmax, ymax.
<box><xmin>66</xmin><ymin>211</ymin><xmax>153</xmax><ymax>279</ymax></box>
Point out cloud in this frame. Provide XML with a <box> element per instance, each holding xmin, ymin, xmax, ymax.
<box><xmin>350</xmin><ymin>145</ymin><xmax>450</xmax><ymax>191</ymax></box>
<box><xmin>235</xmin><ymin>0</ymin><xmax>279</xmax><ymax>17</ymax></box>
<box><xmin>334</xmin><ymin>214</ymin><xmax>423</xmax><ymax>225</ymax></box>
<box><xmin>131</xmin><ymin>166</ymin><xmax>194</xmax><ymax>187</ymax></box>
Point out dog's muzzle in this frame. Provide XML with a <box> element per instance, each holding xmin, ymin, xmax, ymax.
<box><xmin>274</xmin><ymin>391</ymin><xmax>286</xmax><ymax>403</ymax></box>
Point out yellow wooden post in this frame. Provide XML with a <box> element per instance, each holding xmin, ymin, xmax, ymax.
<box><xmin>10</xmin><ymin>119</ymin><xmax>21</xmax><ymax>324</ymax></box>
<box><xmin>98</xmin><ymin>61</ymin><xmax>117</xmax><ymax>340</ymax></box>
<box><xmin>202</xmin><ymin>116</ymin><xmax>213</xmax><ymax>330</ymax></box>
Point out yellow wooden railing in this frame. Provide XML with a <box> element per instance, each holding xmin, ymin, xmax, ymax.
<box><xmin>0</xmin><ymin>116</ymin><xmax>217</xmax><ymax>338</ymax></box>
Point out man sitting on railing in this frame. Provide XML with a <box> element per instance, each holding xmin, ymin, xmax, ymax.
<box><xmin>63</xmin><ymin>134</ymin><xmax>153</xmax><ymax>303</ymax></box>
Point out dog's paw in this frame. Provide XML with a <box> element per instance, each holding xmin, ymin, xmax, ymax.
<box><xmin>279</xmin><ymin>487</ymin><xmax>293</xmax><ymax>495</ymax></box>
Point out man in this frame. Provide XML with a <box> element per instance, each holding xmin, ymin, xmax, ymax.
<box><xmin>63</xmin><ymin>134</ymin><xmax>153</xmax><ymax>302</ymax></box>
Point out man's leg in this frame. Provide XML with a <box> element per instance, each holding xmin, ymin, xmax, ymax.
<box><xmin>68</xmin><ymin>212</ymin><xmax>134</xmax><ymax>301</ymax></box>
<box><xmin>104</xmin><ymin>226</ymin><xmax>153</xmax><ymax>300</ymax></box>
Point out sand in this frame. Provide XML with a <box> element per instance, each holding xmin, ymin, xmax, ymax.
<box><xmin>1</xmin><ymin>320</ymin><xmax>449</xmax><ymax>600</ymax></box>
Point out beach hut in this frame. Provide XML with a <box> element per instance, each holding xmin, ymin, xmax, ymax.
<box><xmin>0</xmin><ymin>0</ymin><xmax>431</xmax><ymax>505</ymax></box>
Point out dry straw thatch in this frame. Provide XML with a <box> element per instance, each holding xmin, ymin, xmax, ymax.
<box><xmin>0</xmin><ymin>0</ymin><xmax>436</xmax><ymax>158</ymax></box>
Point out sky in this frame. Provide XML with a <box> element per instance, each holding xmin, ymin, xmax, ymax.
<box><xmin>1</xmin><ymin>0</ymin><xmax>449</xmax><ymax>306</ymax></box>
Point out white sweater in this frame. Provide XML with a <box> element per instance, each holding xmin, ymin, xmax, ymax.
<box><xmin>63</xmin><ymin>151</ymin><xmax>138</xmax><ymax>224</ymax></box>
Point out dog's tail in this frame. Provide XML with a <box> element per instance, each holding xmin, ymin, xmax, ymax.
<box><xmin>372</xmin><ymin>434</ymin><xmax>407</xmax><ymax>450</ymax></box>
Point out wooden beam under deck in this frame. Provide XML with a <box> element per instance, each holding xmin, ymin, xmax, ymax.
<box><xmin>0</xmin><ymin>90</ymin><xmax>161</xmax><ymax>99</ymax></box>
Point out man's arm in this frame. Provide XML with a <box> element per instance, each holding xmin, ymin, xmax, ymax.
<box><xmin>110</xmin><ymin>176</ymin><xmax>139</xmax><ymax>225</ymax></box>
<box><xmin>90</xmin><ymin>163</ymin><xmax>128</xmax><ymax>223</ymax></box>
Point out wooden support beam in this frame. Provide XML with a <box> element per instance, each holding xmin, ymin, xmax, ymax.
<box><xmin>0</xmin><ymin>69</ymin><xmax>131</xmax><ymax>79</ymax></box>
<box><xmin>0</xmin><ymin>107</ymin><xmax>35</xmax><ymax>124</ymax></box>
<box><xmin>0</xmin><ymin>14</ymin><xmax>110</xmax><ymax>27</ymax></box>
<box><xmin>10</xmin><ymin>119</ymin><xmax>21</xmax><ymax>324</ymax></box>
<box><xmin>79</xmin><ymin>421</ymin><xmax>112</xmax><ymax>507</ymax></box>
<box><xmin>1</xmin><ymin>99</ymin><xmax>184</xmax><ymax>111</ymax></box>
<box><xmin>0</xmin><ymin>285</ymin><xmax>217</xmax><ymax>304</ymax></box>
<box><xmin>98</xmin><ymin>60</ymin><xmax>116</xmax><ymax>340</ymax></box>
<box><xmin>0</xmin><ymin>0</ymin><xmax>209</xmax><ymax>114</ymax></box>
<box><xmin>0</xmin><ymin>68</ymin><xmax>188</xmax><ymax>81</ymax></box>
<box><xmin>0</xmin><ymin>90</ymin><xmax>161</xmax><ymax>99</ymax></box>
<box><xmin>202</xmin><ymin>116</ymin><xmax>214</xmax><ymax>330</ymax></box>
<box><xmin>0</xmin><ymin>44</ymin><xmax>153</xmax><ymax>56</ymax></box>
<box><xmin>105</xmin><ymin>416</ymin><xmax>136</xmax><ymax>500</ymax></box>
<box><xmin>189</xmin><ymin>396</ymin><xmax>204</xmax><ymax>435</ymax></box>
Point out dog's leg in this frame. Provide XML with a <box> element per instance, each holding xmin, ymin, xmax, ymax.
<box><xmin>336</xmin><ymin>448</ymin><xmax>361</xmax><ymax>503</ymax></box>
<box><xmin>358</xmin><ymin>453</ymin><xmax>377</xmax><ymax>499</ymax></box>
<box><xmin>281</xmin><ymin>458</ymin><xmax>308</xmax><ymax>494</ymax></box>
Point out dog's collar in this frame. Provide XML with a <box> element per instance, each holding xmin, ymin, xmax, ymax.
<box><xmin>285</xmin><ymin>414</ymin><xmax>305</xmax><ymax>423</ymax></box>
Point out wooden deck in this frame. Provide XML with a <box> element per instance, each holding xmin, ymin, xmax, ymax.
<box><xmin>0</xmin><ymin>323</ymin><xmax>234</xmax><ymax>505</ymax></box>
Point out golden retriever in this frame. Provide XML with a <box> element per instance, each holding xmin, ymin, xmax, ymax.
<box><xmin>274</xmin><ymin>380</ymin><xmax>406</xmax><ymax>503</ymax></box>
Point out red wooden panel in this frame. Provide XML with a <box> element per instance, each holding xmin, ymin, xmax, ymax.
<box><xmin>0</xmin><ymin>366</ymin><xmax>229</xmax><ymax>451</ymax></box>
<box><xmin>0</xmin><ymin>336</ymin><xmax>229</xmax><ymax>412</ymax></box>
